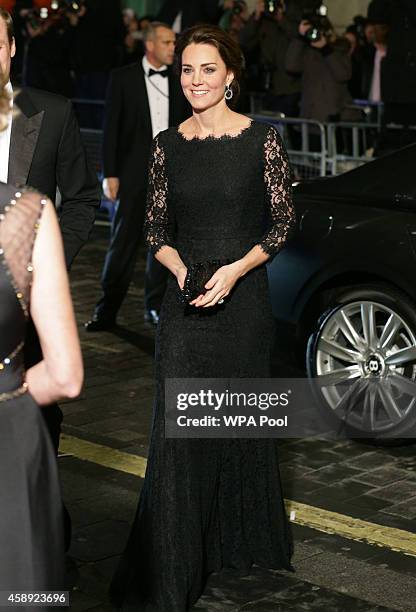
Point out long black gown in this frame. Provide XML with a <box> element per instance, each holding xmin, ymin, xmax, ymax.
<box><xmin>0</xmin><ymin>184</ymin><xmax>64</xmax><ymax>593</ymax></box>
<box><xmin>110</xmin><ymin>121</ymin><xmax>296</xmax><ymax>611</ymax></box>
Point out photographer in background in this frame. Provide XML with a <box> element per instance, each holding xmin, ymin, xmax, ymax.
<box><xmin>239</xmin><ymin>0</ymin><xmax>301</xmax><ymax>116</ymax></box>
<box><xmin>368</xmin><ymin>0</ymin><xmax>416</xmax><ymax>128</ymax></box>
<box><xmin>286</xmin><ymin>5</ymin><xmax>352</xmax><ymax>123</ymax></box>
<box><xmin>219</xmin><ymin>1</ymin><xmax>249</xmax><ymax>39</ymax></box>
<box><xmin>69</xmin><ymin>0</ymin><xmax>124</xmax><ymax>102</ymax></box>
<box><xmin>20</xmin><ymin>2</ymin><xmax>75</xmax><ymax>96</ymax></box>
<box><xmin>157</xmin><ymin>0</ymin><xmax>221</xmax><ymax>33</ymax></box>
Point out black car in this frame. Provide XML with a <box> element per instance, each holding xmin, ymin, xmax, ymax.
<box><xmin>268</xmin><ymin>143</ymin><xmax>416</xmax><ymax>438</ymax></box>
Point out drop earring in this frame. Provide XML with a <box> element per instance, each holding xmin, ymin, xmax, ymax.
<box><xmin>225</xmin><ymin>84</ymin><xmax>233</xmax><ymax>101</ymax></box>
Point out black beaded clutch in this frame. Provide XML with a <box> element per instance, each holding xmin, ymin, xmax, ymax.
<box><xmin>180</xmin><ymin>259</ymin><xmax>231</xmax><ymax>304</ymax></box>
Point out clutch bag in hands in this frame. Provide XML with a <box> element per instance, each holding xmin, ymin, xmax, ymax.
<box><xmin>180</xmin><ymin>259</ymin><xmax>231</xmax><ymax>304</ymax></box>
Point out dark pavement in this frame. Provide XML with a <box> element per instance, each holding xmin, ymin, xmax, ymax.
<box><xmin>60</xmin><ymin>224</ymin><xmax>416</xmax><ymax>612</ymax></box>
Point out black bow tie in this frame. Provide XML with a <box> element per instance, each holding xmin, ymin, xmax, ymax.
<box><xmin>148</xmin><ymin>68</ymin><xmax>168</xmax><ymax>78</ymax></box>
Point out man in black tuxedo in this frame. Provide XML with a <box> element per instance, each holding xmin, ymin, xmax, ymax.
<box><xmin>157</xmin><ymin>0</ymin><xmax>222</xmax><ymax>32</ymax></box>
<box><xmin>9</xmin><ymin>87</ymin><xmax>99</xmax><ymax>266</ymax></box>
<box><xmin>85</xmin><ymin>22</ymin><xmax>190</xmax><ymax>331</ymax></box>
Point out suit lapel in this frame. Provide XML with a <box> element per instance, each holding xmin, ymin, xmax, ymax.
<box><xmin>8</xmin><ymin>94</ymin><xmax>44</xmax><ymax>187</ymax></box>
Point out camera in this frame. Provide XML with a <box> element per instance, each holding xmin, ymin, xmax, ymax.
<box><xmin>264</xmin><ymin>1</ymin><xmax>284</xmax><ymax>15</ymax></box>
<box><xmin>48</xmin><ymin>0</ymin><xmax>84</xmax><ymax>15</ymax></box>
<box><xmin>60</xmin><ymin>0</ymin><xmax>84</xmax><ymax>14</ymax></box>
<box><xmin>232</xmin><ymin>1</ymin><xmax>245</xmax><ymax>15</ymax></box>
<box><xmin>22</xmin><ymin>7</ymin><xmax>49</xmax><ymax>31</ymax></box>
<box><xmin>302</xmin><ymin>3</ymin><xmax>329</xmax><ymax>44</ymax></box>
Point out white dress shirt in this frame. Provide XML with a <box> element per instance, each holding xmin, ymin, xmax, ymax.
<box><xmin>0</xmin><ymin>81</ymin><xmax>13</xmax><ymax>184</ymax></box>
<box><xmin>369</xmin><ymin>46</ymin><xmax>387</xmax><ymax>104</ymax></box>
<box><xmin>142</xmin><ymin>56</ymin><xmax>170</xmax><ymax>139</ymax></box>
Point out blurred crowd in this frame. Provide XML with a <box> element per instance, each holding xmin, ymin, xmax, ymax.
<box><xmin>6</xmin><ymin>0</ymin><xmax>416</xmax><ymax>129</ymax></box>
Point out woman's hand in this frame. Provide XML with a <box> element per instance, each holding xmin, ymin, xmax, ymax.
<box><xmin>190</xmin><ymin>261</ymin><xmax>244</xmax><ymax>308</ymax></box>
<box><xmin>175</xmin><ymin>264</ymin><xmax>188</xmax><ymax>290</ymax></box>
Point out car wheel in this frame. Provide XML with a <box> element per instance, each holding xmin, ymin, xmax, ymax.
<box><xmin>306</xmin><ymin>285</ymin><xmax>416</xmax><ymax>442</ymax></box>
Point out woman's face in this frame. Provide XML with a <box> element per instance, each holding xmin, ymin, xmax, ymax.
<box><xmin>181</xmin><ymin>43</ymin><xmax>233</xmax><ymax>112</ymax></box>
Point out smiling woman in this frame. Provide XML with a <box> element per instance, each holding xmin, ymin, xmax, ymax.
<box><xmin>110</xmin><ymin>24</ymin><xmax>296</xmax><ymax>612</ymax></box>
<box><xmin>176</xmin><ymin>23</ymin><xmax>243</xmax><ymax>108</ymax></box>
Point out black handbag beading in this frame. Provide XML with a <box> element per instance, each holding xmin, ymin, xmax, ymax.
<box><xmin>179</xmin><ymin>259</ymin><xmax>231</xmax><ymax>304</ymax></box>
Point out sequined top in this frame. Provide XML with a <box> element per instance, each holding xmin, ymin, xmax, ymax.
<box><xmin>0</xmin><ymin>184</ymin><xmax>47</xmax><ymax>400</ymax></box>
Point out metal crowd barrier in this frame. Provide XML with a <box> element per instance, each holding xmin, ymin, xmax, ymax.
<box><xmin>249</xmin><ymin>113</ymin><xmax>384</xmax><ymax>178</ymax></box>
<box><xmin>249</xmin><ymin>113</ymin><xmax>328</xmax><ymax>179</ymax></box>
<box><xmin>72</xmin><ymin>98</ymin><xmax>105</xmax><ymax>131</ymax></box>
<box><xmin>326</xmin><ymin>121</ymin><xmax>378</xmax><ymax>175</ymax></box>
<box><xmin>249</xmin><ymin>92</ymin><xmax>384</xmax><ymax>127</ymax></box>
<box><xmin>350</xmin><ymin>99</ymin><xmax>384</xmax><ymax>128</ymax></box>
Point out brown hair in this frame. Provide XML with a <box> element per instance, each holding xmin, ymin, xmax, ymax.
<box><xmin>0</xmin><ymin>9</ymin><xmax>14</xmax><ymax>45</ymax></box>
<box><xmin>175</xmin><ymin>24</ymin><xmax>244</xmax><ymax>104</ymax></box>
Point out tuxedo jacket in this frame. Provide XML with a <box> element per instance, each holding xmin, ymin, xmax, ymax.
<box><xmin>157</xmin><ymin>0</ymin><xmax>222</xmax><ymax>30</ymax></box>
<box><xmin>10</xmin><ymin>87</ymin><xmax>101</xmax><ymax>269</ymax></box>
<box><xmin>102</xmin><ymin>62</ymin><xmax>190</xmax><ymax>198</ymax></box>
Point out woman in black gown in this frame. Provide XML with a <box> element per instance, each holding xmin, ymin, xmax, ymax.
<box><xmin>110</xmin><ymin>25</ymin><xmax>296</xmax><ymax>611</ymax></box>
<box><xmin>0</xmin><ymin>78</ymin><xmax>83</xmax><ymax>592</ymax></box>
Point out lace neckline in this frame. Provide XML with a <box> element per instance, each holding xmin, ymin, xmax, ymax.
<box><xmin>176</xmin><ymin>120</ymin><xmax>255</xmax><ymax>143</ymax></box>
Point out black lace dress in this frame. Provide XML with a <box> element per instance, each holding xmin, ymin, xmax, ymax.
<box><xmin>110</xmin><ymin>121</ymin><xmax>296</xmax><ymax>611</ymax></box>
<box><xmin>0</xmin><ymin>183</ymin><xmax>64</xmax><ymax>594</ymax></box>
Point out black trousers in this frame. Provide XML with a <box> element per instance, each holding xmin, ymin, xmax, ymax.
<box><xmin>95</xmin><ymin>189</ymin><xmax>168</xmax><ymax>321</ymax></box>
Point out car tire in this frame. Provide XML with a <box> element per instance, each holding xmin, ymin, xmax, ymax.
<box><xmin>306</xmin><ymin>284</ymin><xmax>416</xmax><ymax>444</ymax></box>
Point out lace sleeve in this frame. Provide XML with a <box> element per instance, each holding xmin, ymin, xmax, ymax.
<box><xmin>144</xmin><ymin>134</ymin><xmax>174</xmax><ymax>255</ymax></box>
<box><xmin>259</xmin><ymin>126</ymin><xmax>296</xmax><ymax>258</ymax></box>
<box><xmin>0</xmin><ymin>190</ymin><xmax>47</xmax><ymax>313</ymax></box>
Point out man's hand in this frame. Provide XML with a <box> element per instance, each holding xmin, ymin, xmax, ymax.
<box><xmin>255</xmin><ymin>0</ymin><xmax>265</xmax><ymax>20</ymax></box>
<box><xmin>103</xmin><ymin>177</ymin><xmax>120</xmax><ymax>201</ymax></box>
<box><xmin>26</xmin><ymin>22</ymin><xmax>46</xmax><ymax>38</ymax></box>
<box><xmin>298</xmin><ymin>20</ymin><xmax>311</xmax><ymax>36</ymax></box>
<box><xmin>311</xmin><ymin>35</ymin><xmax>328</xmax><ymax>49</ymax></box>
<box><xmin>67</xmin><ymin>4</ymin><xmax>86</xmax><ymax>26</ymax></box>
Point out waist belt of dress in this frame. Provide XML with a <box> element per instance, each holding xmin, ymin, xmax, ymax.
<box><xmin>0</xmin><ymin>382</ymin><xmax>28</xmax><ymax>403</ymax></box>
